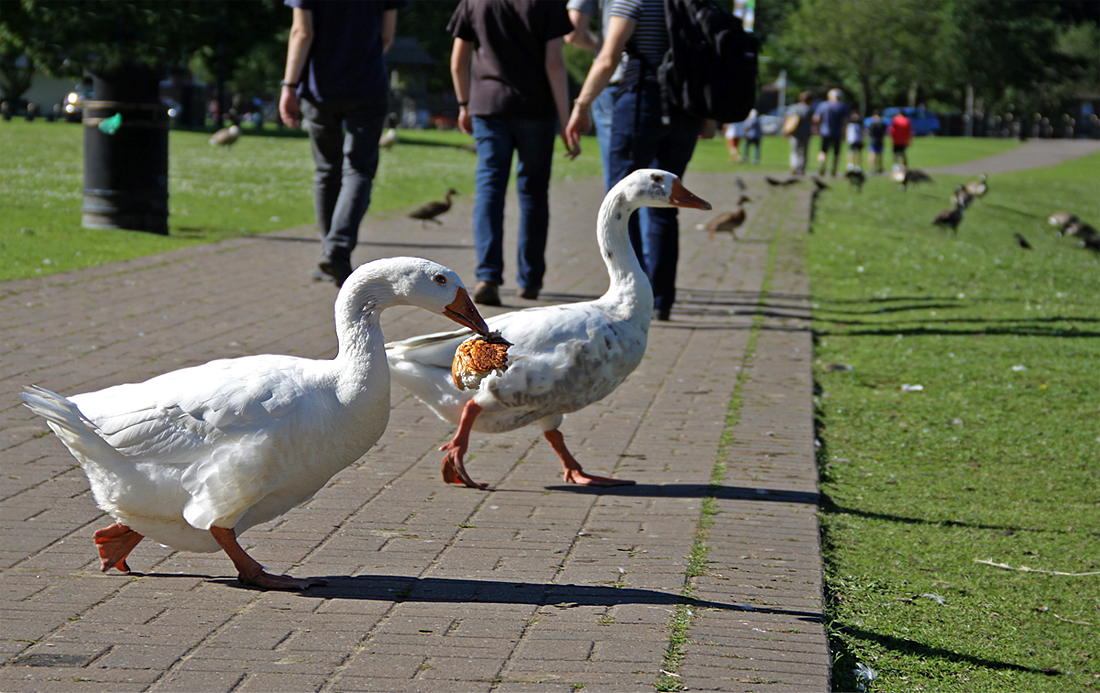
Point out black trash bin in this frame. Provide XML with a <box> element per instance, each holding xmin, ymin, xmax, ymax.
<box><xmin>82</xmin><ymin>66</ymin><xmax>169</xmax><ymax>234</ymax></box>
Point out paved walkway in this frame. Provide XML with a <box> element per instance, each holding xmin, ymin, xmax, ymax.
<box><xmin>927</xmin><ymin>138</ymin><xmax>1100</xmax><ymax>175</ymax></box>
<box><xmin>1</xmin><ymin>171</ymin><xmax>825</xmax><ymax>691</ymax></box>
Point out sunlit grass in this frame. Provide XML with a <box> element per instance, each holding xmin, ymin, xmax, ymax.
<box><xmin>809</xmin><ymin>152</ymin><xmax>1100</xmax><ymax>692</ymax></box>
<box><xmin>1</xmin><ymin>117</ymin><xmax>1020</xmax><ymax>282</ymax></box>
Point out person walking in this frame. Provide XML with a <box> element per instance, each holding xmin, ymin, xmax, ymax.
<box><xmin>845</xmin><ymin>111</ymin><xmax>863</xmax><ymax>171</ymax></box>
<box><xmin>813</xmin><ymin>88</ymin><xmax>849</xmax><ymax>177</ymax></box>
<box><xmin>279</xmin><ymin>0</ymin><xmax>404</xmax><ymax>287</ymax></box>
<box><xmin>890</xmin><ymin>110</ymin><xmax>913</xmax><ymax>168</ymax></box>
<box><xmin>565</xmin><ymin>0</ymin><xmax>705</xmax><ymax>322</ymax></box>
<box><xmin>866</xmin><ymin>109</ymin><xmax>887</xmax><ymax>174</ymax></box>
<box><xmin>565</xmin><ymin>0</ymin><xmax>622</xmax><ymax>191</ymax></box>
<box><xmin>786</xmin><ymin>91</ymin><xmax>813</xmax><ymax>176</ymax></box>
<box><xmin>743</xmin><ymin>109</ymin><xmax>763</xmax><ymax>165</ymax></box>
<box><xmin>449</xmin><ymin>0</ymin><xmax>577</xmax><ymax>306</ymax></box>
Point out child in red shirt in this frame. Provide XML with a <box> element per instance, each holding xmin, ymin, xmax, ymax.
<box><xmin>889</xmin><ymin>113</ymin><xmax>913</xmax><ymax>167</ymax></box>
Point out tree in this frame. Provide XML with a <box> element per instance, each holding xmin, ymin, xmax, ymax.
<box><xmin>774</xmin><ymin>0</ymin><xmax>948</xmax><ymax>115</ymax></box>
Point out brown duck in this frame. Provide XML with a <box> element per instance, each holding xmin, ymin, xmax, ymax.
<box><xmin>409</xmin><ymin>188</ymin><xmax>458</xmax><ymax>226</ymax></box>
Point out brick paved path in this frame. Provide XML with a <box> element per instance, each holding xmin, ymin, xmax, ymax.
<box><xmin>1</xmin><ymin>171</ymin><xmax>826</xmax><ymax>691</ymax></box>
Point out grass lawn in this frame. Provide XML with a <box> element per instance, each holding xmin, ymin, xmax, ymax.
<box><xmin>808</xmin><ymin>152</ymin><xmax>1100</xmax><ymax>692</ymax></box>
<box><xmin>1</xmin><ymin>117</ymin><xmax>1017</xmax><ymax>282</ymax></box>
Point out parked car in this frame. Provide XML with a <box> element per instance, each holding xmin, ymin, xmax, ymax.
<box><xmin>868</xmin><ymin>107</ymin><xmax>941</xmax><ymax>136</ymax></box>
<box><xmin>62</xmin><ymin>82</ymin><xmax>93</xmax><ymax>122</ymax></box>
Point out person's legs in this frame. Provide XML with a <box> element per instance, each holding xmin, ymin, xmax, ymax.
<box><xmin>511</xmin><ymin>117</ymin><xmax>557</xmax><ymax>297</ymax></box>
<box><xmin>590</xmin><ymin>87</ymin><xmax>616</xmax><ymax>192</ymax></box>
<box><xmin>301</xmin><ymin>99</ymin><xmax>342</xmax><ymax>246</ymax></box>
<box><xmin>471</xmin><ymin>116</ymin><xmax>514</xmax><ymax>289</ymax></box>
<box><xmin>830</xmin><ymin>137</ymin><xmax>842</xmax><ymax>176</ymax></box>
<box><xmin>608</xmin><ymin>85</ymin><xmax>650</xmax><ymax>262</ymax></box>
<box><xmin>646</xmin><ymin>109</ymin><xmax>701</xmax><ymax>319</ymax></box>
<box><xmin>327</xmin><ymin>98</ymin><xmax>386</xmax><ymax>261</ymax></box>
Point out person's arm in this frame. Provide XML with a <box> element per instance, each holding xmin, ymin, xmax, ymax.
<box><xmin>381</xmin><ymin>8</ymin><xmax>398</xmax><ymax>52</ymax></box>
<box><xmin>564</xmin><ymin>15</ymin><xmax>634</xmax><ymax>151</ymax></box>
<box><xmin>450</xmin><ymin>37</ymin><xmax>474</xmax><ymax>135</ymax></box>
<box><xmin>279</xmin><ymin>7</ymin><xmax>313</xmax><ymax>128</ymax></box>
<box><xmin>545</xmin><ymin>37</ymin><xmax>579</xmax><ymax>159</ymax></box>
<box><xmin>566</xmin><ymin>8</ymin><xmax>600</xmax><ymax>52</ymax></box>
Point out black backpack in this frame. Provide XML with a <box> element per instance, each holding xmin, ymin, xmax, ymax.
<box><xmin>650</xmin><ymin>0</ymin><xmax>759</xmax><ymax>125</ymax></box>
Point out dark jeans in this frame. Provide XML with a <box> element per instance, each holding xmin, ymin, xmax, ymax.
<box><xmin>607</xmin><ymin>80</ymin><xmax>701</xmax><ymax>312</ymax></box>
<box><xmin>471</xmin><ymin>115</ymin><xmax>557</xmax><ymax>292</ymax></box>
<box><xmin>301</xmin><ymin>97</ymin><xmax>387</xmax><ymax>263</ymax></box>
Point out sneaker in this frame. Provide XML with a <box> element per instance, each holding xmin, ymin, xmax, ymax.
<box><xmin>318</xmin><ymin>257</ymin><xmax>353</xmax><ymax>288</ymax></box>
<box><xmin>519</xmin><ymin>286</ymin><xmax>540</xmax><ymax>300</ymax></box>
<box><xmin>653</xmin><ymin>307</ymin><xmax>671</xmax><ymax>322</ymax></box>
<box><xmin>473</xmin><ymin>281</ymin><xmax>501</xmax><ymax>306</ymax></box>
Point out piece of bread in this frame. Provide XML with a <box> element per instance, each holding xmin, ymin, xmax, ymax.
<box><xmin>452</xmin><ymin>332</ymin><xmax>512</xmax><ymax>390</ymax></box>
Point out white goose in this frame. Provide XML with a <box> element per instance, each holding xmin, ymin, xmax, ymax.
<box><xmin>21</xmin><ymin>257</ymin><xmax>489</xmax><ymax>591</ymax></box>
<box><xmin>386</xmin><ymin>169</ymin><xmax>711</xmax><ymax>489</ymax></box>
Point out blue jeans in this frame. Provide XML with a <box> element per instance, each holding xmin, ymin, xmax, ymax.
<box><xmin>591</xmin><ymin>87</ymin><xmax>616</xmax><ymax>191</ymax></box>
<box><xmin>471</xmin><ymin>115</ymin><xmax>557</xmax><ymax>292</ymax></box>
<box><xmin>301</xmin><ymin>97</ymin><xmax>387</xmax><ymax>263</ymax></box>
<box><xmin>607</xmin><ymin>80</ymin><xmax>702</xmax><ymax>312</ymax></box>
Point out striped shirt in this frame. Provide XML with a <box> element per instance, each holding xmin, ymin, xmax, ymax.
<box><xmin>610</xmin><ymin>0</ymin><xmax>667</xmax><ymax>82</ymax></box>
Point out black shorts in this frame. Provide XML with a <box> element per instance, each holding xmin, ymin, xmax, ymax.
<box><xmin>820</xmin><ymin>136</ymin><xmax>842</xmax><ymax>156</ymax></box>
<box><xmin>848</xmin><ymin>142</ymin><xmax>863</xmax><ymax>152</ymax></box>
<box><xmin>893</xmin><ymin>142</ymin><xmax>908</xmax><ymax>155</ymax></box>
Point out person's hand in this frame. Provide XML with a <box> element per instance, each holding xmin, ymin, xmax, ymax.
<box><xmin>565</xmin><ymin>101</ymin><xmax>589</xmax><ymax>155</ymax></box>
<box><xmin>560</xmin><ymin>128</ymin><xmax>581</xmax><ymax>160</ymax></box>
<box><xmin>279</xmin><ymin>87</ymin><xmax>301</xmax><ymax>128</ymax></box>
<box><xmin>458</xmin><ymin>106</ymin><xmax>473</xmax><ymax>136</ymax></box>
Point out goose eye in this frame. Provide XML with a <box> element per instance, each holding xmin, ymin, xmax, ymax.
<box><xmin>650</xmin><ymin>173</ymin><xmax>664</xmax><ymax>183</ymax></box>
<box><xmin>433</xmin><ymin>274</ymin><xmax>448</xmax><ymax>285</ymax></box>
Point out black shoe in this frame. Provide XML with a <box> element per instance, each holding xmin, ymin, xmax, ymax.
<box><xmin>473</xmin><ymin>281</ymin><xmax>501</xmax><ymax>306</ymax></box>
<box><xmin>519</xmin><ymin>286</ymin><xmax>540</xmax><ymax>300</ymax></box>
<box><xmin>653</xmin><ymin>307</ymin><xmax>671</xmax><ymax>322</ymax></box>
<box><xmin>309</xmin><ymin>267</ymin><xmax>332</xmax><ymax>283</ymax></box>
<box><xmin>318</xmin><ymin>257</ymin><xmax>353</xmax><ymax>288</ymax></box>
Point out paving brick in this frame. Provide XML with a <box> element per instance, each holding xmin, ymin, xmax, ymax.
<box><xmin>1</xmin><ymin>172</ymin><xmax>829</xmax><ymax>690</ymax></box>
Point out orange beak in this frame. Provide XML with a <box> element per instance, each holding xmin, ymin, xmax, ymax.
<box><xmin>670</xmin><ymin>178</ymin><xmax>712</xmax><ymax>210</ymax></box>
<box><xmin>443</xmin><ymin>287</ymin><xmax>490</xmax><ymax>335</ymax></box>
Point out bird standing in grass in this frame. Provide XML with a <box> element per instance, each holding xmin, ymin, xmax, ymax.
<box><xmin>408</xmin><ymin>188</ymin><xmax>459</xmax><ymax>226</ymax></box>
<box><xmin>379</xmin><ymin>127</ymin><xmax>397</xmax><ymax>150</ymax></box>
<box><xmin>846</xmin><ymin>169</ymin><xmax>865</xmax><ymax>192</ymax></box>
<box><xmin>952</xmin><ymin>185</ymin><xmax>973</xmax><ymax>210</ymax></box>
<box><xmin>932</xmin><ymin>204</ymin><xmax>964</xmax><ymax>234</ymax></box>
<box><xmin>892</xmin><ymin>166</ymin><xmax>932</xmax><ymax>191</ymax></box>
<box><xmin>1048</xmin><ymin>212</ymin><xmax>1079</xmax><ymax>234</ymax></box>
<box><xmin>964</xmin><ymin>174</ymin><xmax>988</xmax><ymax>200</ymax></box>
<box><xmin>208</xmin><ymin>124</ymin><xmax>240</xmax><ymax>148</ymax></box>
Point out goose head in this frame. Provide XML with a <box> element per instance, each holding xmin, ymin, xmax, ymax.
<box><xmin>336</xmin><ymin>257</ymin><xmax>489</xmax><ymax>337</ymax></box>
<box><xmin>611</xmin><ymin>169</ymin><xmax>712</xmax><ymax>213</ymax></box>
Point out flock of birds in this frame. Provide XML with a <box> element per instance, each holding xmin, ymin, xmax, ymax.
<box><xmin>21</xmin><ymin>169</ymin><xmax>711</xmax><ymax>590</ymax></box>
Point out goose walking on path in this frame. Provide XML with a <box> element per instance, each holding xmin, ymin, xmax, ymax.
<box><xmin>408</xmin><ymin>188</ymin><xmax>458</xmax><ymax>227</ymax></box>
<box><xmin>22</xmin><ymin>258</ymin><xmax>489</xmax><ymax>591</ymax></box>
<box><xmin>386</xmin><ymin>170</ymin><xmax>711</xmax><ymax>489</ymax></box>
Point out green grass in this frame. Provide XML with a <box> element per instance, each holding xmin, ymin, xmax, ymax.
<box><xmin>808</xmin><ymin>152</ymin><xmax>1100</xmax><ymax>692</ymax></box>
<box><xmin>1</xmin><ymin>117</ymin><xmax>1018</xmax><ymax>282</ymax></box>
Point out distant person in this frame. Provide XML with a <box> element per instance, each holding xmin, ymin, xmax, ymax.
<box><xmin>845</xmin><ymin>112</ymin><xmax>863</xmax><ymax>171</ymax></box>
<box><xmin>565</xmin><ymin>0</ymin><xmax>706</xmax><ymax>322</ymax></box>
<box><xmin>565</xmin><ymin>0</ymin><xmax>621</xmax><ymax>190</ymax></box>
<box><xmin>889</xmin><ymin>110</ymin><xmax>913</xmax><ymax>168</ymax></box>
<box><xmin>866</xmin><ymin>109</ymin><xmax>887</xmax><ymax>174</ymax></box>
<box><xmin>280</xmin><ymin>0</ymin><xmax>404</xmax><ymax>287</ymax></box>
<box><xmin>449</xmin><ymin>0</ymin><xmax>576</xmax><ymax>306</ymax></box>
<box><xmin>725</xmin><ymin>119</ymin><xmax>745</xmax><ymax>162</ymax></box>
<box><xmin>743</xmin><ymin>109</ymin><xmax>763</xmax><ymax>165</ymax></box>
<box><xmin>786</xmin><ymin>91</ymin><xmax>813</xmax><ymax>175</ymax></box>
<box><xmin>813</xmin><ymin>88</ymin><xmax>849</xmax><ymax>177</ymax></box>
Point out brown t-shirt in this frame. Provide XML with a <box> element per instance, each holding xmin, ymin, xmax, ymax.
<box><xmin>448</xmin><ymin>0</ymin><xmax>573</xmax><ymax>119</ymax></box>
